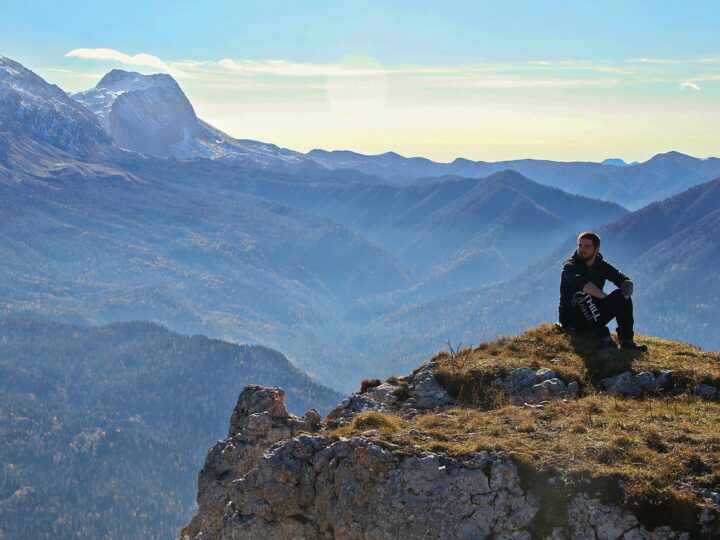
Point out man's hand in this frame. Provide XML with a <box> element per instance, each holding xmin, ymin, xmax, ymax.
<box><xmin>621</xmin><ymin>280</ymin><xmax>634</xmax><ymax>299</ymax></box>
<box><xmin>582</xmin><ymin>281</ymin><xmax>607</xmax><ymax>299</ymax></box>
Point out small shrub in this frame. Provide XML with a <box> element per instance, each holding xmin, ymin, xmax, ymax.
<box><xmin>351</xmin><ymin>412</ymin><xmax>401</xmax><ymax>435</ymax></box>
<box><xmin>360</xmin><ymin>379</ymin><xmax>382</xmax><ymax>393</ymax></box>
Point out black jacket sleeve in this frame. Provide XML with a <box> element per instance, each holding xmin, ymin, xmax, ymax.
<box><xmin>561</xmin><ymin>260</ymin><xmax>590</xmax><ymax>292</ymax></box>
<box><xmin>602</xmin><ymin>260</ymin><xmax>630</xmax><ymax>287</ymax></box>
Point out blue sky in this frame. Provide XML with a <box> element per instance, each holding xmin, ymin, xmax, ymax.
<box><xmin>2</xmin><ymin>1</ymin><xmax>719</xmax><ymax>161</ymax></box>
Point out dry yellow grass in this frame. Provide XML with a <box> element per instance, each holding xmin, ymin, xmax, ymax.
<box><xmin>329</xmin><ymin>325</ymin><xmax>720</xmax><ymax>534</ymax></box>
<box><xmin>433</xmin><ymin>323</ymin><xmax>720</xmax><ymax>407</ymax></box>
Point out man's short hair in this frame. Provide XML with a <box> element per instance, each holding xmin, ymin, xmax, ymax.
<box><xmin>578</xmin><ymin>231</ymin><xmax>601</xmax><ymax>249</ymax></box>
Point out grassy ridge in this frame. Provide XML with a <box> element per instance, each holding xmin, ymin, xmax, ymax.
<box><xmin>330</xmin><ymin>324</ymin><xmax>720</xmax><ymax>535</ymax></box>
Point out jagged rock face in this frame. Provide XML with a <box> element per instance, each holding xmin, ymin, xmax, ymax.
<box><xmin>218</xmin><ymin>438</ymin><xmax>537</xmax><ymax>539</ymax></box>
<box><xmin>568</xmin><ymin>493</ymin><xmax>690</xmax><ymax>540</ymax></box>
<box><xmin>73</xmin><ymin>69</ymin><xmax>203</xmax><ymax>159</ymax></box>
<box><xmin>183</xmin><ymin>368</ymin><xmax>693</xmax><ymax>540</ymax></box>
<box><xmin>182</xmin><ymin>384</ymin><xmax>538</xmax><ymax>540</ymax></box>
<box><xmin>0</xmin><ymin>55</ymin><xmax>111</xmax><ymax>158</ymax></box>
<box><xmin>187</xmin><ymin>386</ymin><xmax>318</xmax><ymax>539</ymax></box>
<box><xmin>71</xmin><ymin>69</ymin><xmax>314</xmax><ymax>165</ymax></box>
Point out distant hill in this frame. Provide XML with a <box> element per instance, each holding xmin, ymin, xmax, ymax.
<box><xmin>0</xmin><ymin>56</ymin><xmax>110</xmax><ymax>157</ymax></box>
<box><xmin>358</xmin><ymin>175</ymin><xmax>720</xmax><ymax>371</ymax></box>
<box><xmin>274</xmin><ymin>170</ymin><xmax>628</xmax><ymax>295</ymax></box>
<box><xmin>601</xmin><ymin>158</ymin><xmax>630</xmax><ymax>166</ymax></box>
<box><xmin>67</xmin><ymin>62</ymin><xmax>720</xmax><ymax>211</ymax></box>
<box><xmin>311</xmin><ymin>148</ymin><xmax>720</xmax><ymax>209</ymax></box>
<box><xmin>0</xmin><ymin>160</ymin><xmax>409</xmax><ymax>390</ymax></box>
<box><xmin>0</xmin><ymin>319</ymin><xmax>342</xmax><ymax>540</ymax></box>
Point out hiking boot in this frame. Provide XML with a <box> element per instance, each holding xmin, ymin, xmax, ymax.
<box><xmin>600</xmin><ymin>335</ymin><xmax>618</xmax><ymax>349</ymax></box>
<box><xmin>620</xmin><ymin>339</ymin><xmax>648</xmax><ymax>352</ymax></box>
<box><xmin>616</xmin><ymin>327</ymin><xmax>647</xmax><ymax>351</ymax></box>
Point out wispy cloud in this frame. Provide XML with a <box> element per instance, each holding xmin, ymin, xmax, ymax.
<box><xmin>421</xmin><ymin>75</ymin><xmax>621</xmax><ymax>89</ymax></box>
<box><xmin>64</xmin><ymin>48</ymin><xmax>720</xmax><ymax>93</ymax></box>
<box><xmin>215</xmin><ymin>58</ymin><xmax>388</xmax><ymax>77</ymax></box>
<box><xmin>627</xmin><ymin>57</ymin><xmax>683</xmax><ymax>65</ymax></box>
<box><xmin>65</xmin><ymin>48</ymin><xmax>188</xmax><ymax>78</ymax></box>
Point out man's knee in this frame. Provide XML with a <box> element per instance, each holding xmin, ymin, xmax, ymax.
<box><xmin>605</xmin><ymin>289</ymin><xmax>632</xmax><ymax>308</ymax></box>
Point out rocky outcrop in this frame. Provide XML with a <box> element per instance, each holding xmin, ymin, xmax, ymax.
<box><xmin>182</xmin><ymin>382</ymin><xmax>538</xmax><ymax>540</ymax></box>
<box><xmin>183</xmin><ymin>386</ymin><xmax>320</xmax><ymax>539</ymax></box>
<box><xmin>182</xmin><ymin>365</ymin><xmax>696</xmax><ymax>540</ymax></box>
<box><xmin>598</xmin><ymin>370</ymin><xmax>719</xmax><ymax>399</ymax></box>
<box><xmin>500</xmin><ymin>367</ymin><xmax>580</xmax><ymax>404</ymax></box>
<box><xmin>325</xmin><ymin>361</ymin><xmax>452</xmax><ymax>425</ymax></box>
<box><xmin>568</xmin><ymin>493</ymin><xmax>689</xmax><ymax>540</ymax></box>
<box><xmin>599</xmin><ymin>371</ymin><xmax>673</xmax><ymax>396</ymax></box>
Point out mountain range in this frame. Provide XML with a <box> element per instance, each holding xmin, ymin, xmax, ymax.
<box><xmin>2</xmin><ymin>53</ymin><xmax>720</xmax><ymax>539</ymax></box>
<box><xmin>311</xmin><ymin>148</ymin><xmax>720</xmax><ymax>210</ymax></box>
<box><xmin>359</xmin><ymin>174</ymin><xmax>720</xmax><ymax>373</ymax></box>
<box><xmin>1</xmin><ymin>54</ymin><xmax>719</xmax><ymax>389</ymax></box>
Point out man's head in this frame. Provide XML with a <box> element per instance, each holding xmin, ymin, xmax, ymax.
<box><xmin>576</xmin><ymin>231</ymin><xmax>601</xmax><ymax>263</ymax></box>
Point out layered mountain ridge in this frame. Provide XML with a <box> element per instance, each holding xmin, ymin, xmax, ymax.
<box><xmin>1</xmin><ymin>55</ymin><xmax>719</xmax><ymax>391</ymax></box>
<box><xmin>312</xmin><ymin>148</ymin><xmax>720</xmax><ymax>209</ymax></box>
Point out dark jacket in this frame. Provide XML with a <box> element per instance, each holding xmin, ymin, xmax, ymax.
<box><xmin>559</xmin><ymin>252</ymin><xmax>630</xmax><ymax>325</ymax></box>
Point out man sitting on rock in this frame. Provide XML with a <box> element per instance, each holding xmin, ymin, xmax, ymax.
<box><xmin>559</xmin><ymin>231</ymin><xmax>646</xmax><ymax>350</ymax></box>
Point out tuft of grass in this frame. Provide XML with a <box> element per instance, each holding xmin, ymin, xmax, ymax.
<box><xmin>360</xmin><ymin>379</ymin><xmax>382</xmax><ymax>393</ymax></box>
<box><xmin>330</xmin><ymin>411</ymin><xmax>403</xmax><ymax>439</ymax></box>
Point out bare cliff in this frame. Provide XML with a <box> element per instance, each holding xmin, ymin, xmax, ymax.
<box><xmin>181</xmin><ymin>325</ymin><xmax>720</xmax><ymax>539</ymax></box>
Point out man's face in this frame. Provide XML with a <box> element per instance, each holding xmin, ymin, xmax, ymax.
<box><xmin>576</xmin><ymin>238</ymin><xmax>598</xmax><ymax>262</ymax></box>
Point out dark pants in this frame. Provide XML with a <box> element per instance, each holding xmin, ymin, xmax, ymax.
<box><xmin>569</xmin><ymin>289</ymin><xmax>634</xmax><ymax>340</ymax></box>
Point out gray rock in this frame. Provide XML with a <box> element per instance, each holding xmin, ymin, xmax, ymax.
<box><xmin>186</xmin><ymin>435</ymin><xmax>539</xmax><ymax>540</ymax></box>
<box><xmin>501</xmin><ymin>367</ymin><xmax>576</xmax><ymax>403</ymax></box>
<box><xmin>600</xmin><ymin>370</ymin><xmax>676</xmax><ymax>397</ymax></box>
<box><xmin>370</xmin><ymin>382</ymin><xmax>401</xmax><ymax>404</ymax></box>
<box><xmin>568</xmin><ymin>492</ymin><xmax>639</xmax><ymax>539</ymax></box>
<box><xmin>302</xmin><ymin>408</ymin><xmax>321</xmax><ymax>427</ymax></box>
<box><xmin>600</xmin><ymin>371</ymin><xmax>642</xmax><ymax>396</ymax></box>
<box><xmin>504</xmin><ymin>367</ymin><xmax>539</xmax><ymax>396</ymax></box>
<box><xmin>182</xmin><ymin>385</ymin><xmax>541</xmax><ymax>540</ymax></box>
<box><xmin>532</xmin><ymin>378</ymin><xmax>566</xmax><ymax>400</ymax></box>
<box><xmin>326</xmin><ymin>392</ymin><xmax>390</xmax><ymax>423</ymax></box>
<box><xmin>181</xmin><ymin>384</ymin><xmax>695</xmax><ymax>540</ymax></box>
<box><xmin>536</xmin><ymin>367</ymin><xmax>558</xmax><ymax>382</ymax></box>
<box><xmin>184</xmin><ymin>385</ymin><xmax>317</xmax><ymax>539</ymax></box>
<box><xmin>407</xmin><ymin>363</ymin><xmax>453</xmax><ymax>409</ymax></box>
<box><xmin>656</xmin><ymin>370</ymin><xmax>673</xmax><ymax>389</ymax></box>
<box><xmin>696</xmin><ymin>383</ymin><xmax>718</xmax><ymax>399</ymax></box>
<box><xmin>567</xmin><ymin>381</ymin><xmax>581</xmax><ymax>397</ymax></box>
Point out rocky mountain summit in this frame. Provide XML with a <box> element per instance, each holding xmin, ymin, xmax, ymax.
<box><xmin>74</xmin><ymin>69</ymin><xmax>229</xmax><ymax>159</ymax></box>
<box><xmin>72</xmin><ymin>68</ymin><xmax>312</xmax><ymax>166</ymax></box>
<box><xmin>0</xmin><ymin>55</ymin><xmax>110</xmax><ymax>156</ymax></box>
<box><xmin>0</xmin><ymin>55</ymin><xmax>117</xmax><ymax>181</ymax></box>
<box><xmin>182</xmin><ymin>325</ymin><xmax>720</xmax><ymax>539</ymax></box>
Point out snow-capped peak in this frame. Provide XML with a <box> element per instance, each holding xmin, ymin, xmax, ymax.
<box><xmin>95</xmin><ymin>69</ymin><xmax>177</xmax><ymax>93</ymax></box>
<box><xmin>0</xmin><ymin>55</ymin><xmax>111</xmax><ymax>157</ymax></box>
